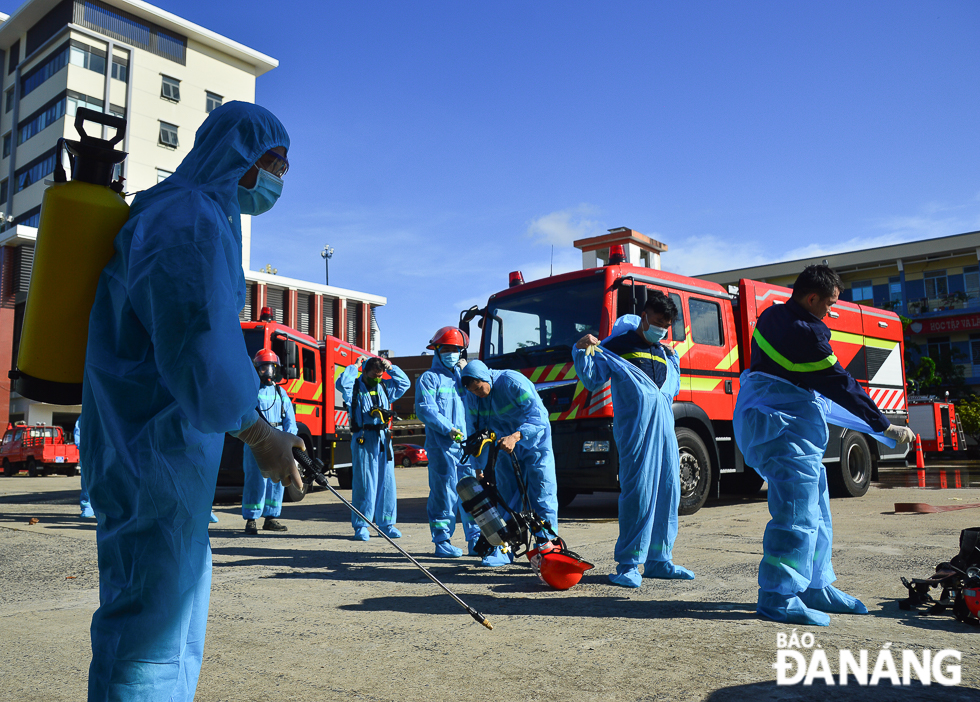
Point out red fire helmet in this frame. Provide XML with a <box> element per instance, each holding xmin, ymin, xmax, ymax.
<box><xmin>535</xmin><ymin>544</ymin><xmax>595</xmax><ymax>590</ymax></box>
<box><xmin>253</xmin><ymin>349</ymin><xmax>280</xmax><ymax>367</ymax></box>
<box><xmin>427</xmin><ymin>326</ymin><xmax>469</xmax><ymax>350</ymax></box>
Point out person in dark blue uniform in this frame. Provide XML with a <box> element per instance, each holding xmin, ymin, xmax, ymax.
<box><xmin>574</xmin><ymin>291</ymin><xmax>693</xmax><ymax>588</ymax></box>
<box><xmin>734</xmin><ymin>264</ymin><xmax>914</xmax><ymax>626</ymax></box>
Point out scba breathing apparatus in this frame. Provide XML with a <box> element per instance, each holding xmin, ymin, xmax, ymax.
<box><xmin>456</xmin><ymin>429</ymin><xmax>593</xmax><ymax>590</ymax></box>
<box><xmin>900</xmin><ymin>527</ymin><xmax>980</xmax><ymax>625</ymax></box>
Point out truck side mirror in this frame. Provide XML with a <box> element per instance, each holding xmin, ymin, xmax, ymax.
<box><xmin>633</xmin><ymin>285</ymin><xmax>648</xmax><ymax>316</ymax></box>
<box><xmin>284</xmin><ymin>340</ymin><xmax>300</xmax><ymax>380</ymax></box>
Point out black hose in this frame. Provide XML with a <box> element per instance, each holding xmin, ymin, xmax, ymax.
<box><xmin>291</xmin><ymin>447</ymin><xmax>493</xmax><ymax>630</ymax></box>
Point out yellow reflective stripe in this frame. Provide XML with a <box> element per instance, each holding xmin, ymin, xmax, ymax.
<box><xmin>620</xmin><ymin>351</ymin><xmax>668</xmax><ymax>365</ymax></box>
<box><xmin>544</xmin><ymin>364</ymin><xmax>565</xmax><ymax>382</ymax></box>
<box><xmin>865</xmin><ymin>337</ymin><xmax>899</xmax><ymax>351</ymax></box>
<box><xmin>673</xmin><ymin>333</ymin><xmax>695</xmax><ymax>359</ymax></box>
<box><xmin>313</xmin><ymin>384</ymin><xmax>322</xmax><ymax>401</ymax></box>
<box><xmin>830</xmin><ymin>330</ymin><xmax>864</xmax><ymax>346</ymax></box>
<box><xmin>549</xmin><ymin>412</ymin><xmax>561</xmax><ymax>421</ymax></box>
<box><xmin>753</xmin><ymin>328</ymin><xmax>837</xmax><ymax>372</ymax></box>
<box><xmin>715</xmin><ymin>347</ymin><xmax>739</xmax><ymax>371</ymax></box>
<box><xmin>529</xmin><ymin>367</ymin><xmax>546</xmax><ymax>382</ymax></box>
<box><xmin>295</xmin><ymin>404</ymin><xmax>316</xmax><ymax>415</ymax></box>
<box><xmin>679</xmin><ymin>377</ymin><xmax>723</xmax><ymax>392</ymax></box>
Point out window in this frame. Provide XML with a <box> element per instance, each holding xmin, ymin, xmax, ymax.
<box><xmin>8</xmin><ymin>39</ymin><xmax>19</xmax><ymax>75</ymax></box>
<box><xmin>66</xmin><ymin>90</ymin><xmax>103</xmax><ymax>117</ymax></box>
<box><xmin>69</xmin><ymin>40</ymin><xmax>106</xmax><ymax>74</ymax></box>
<box><xmin>76</xmin><ymin>0</ymin><xmax>187</xmax><ymax>65</ymax></box>
<box><xmin>156</xmin><ymin>168</ymin><xmax>173</xmax><ymax>183</ymax></box>
<box><xmin>689</xmin><ymin>298</ymin><xmax>724</xmax><ymax>346</ymax></box>
<box><xmin>302</xmin><ymin>347</ymin><xmax>317</xmax><ymax>383</ymax></box>
<box><xmin>927</xmin><ymin>336</ymin><xmax>952</xmax><ymax>364</ymax></box>
<box><xmin>851</xmin><ymin>279</ymin><xmax>873</xmax><ymax>303</ymax></box>
<box><xmin>13</xmin><ymin>205</ymin><xmax>41</xmax><ymax>228</ymax></box>
<box><xmin>2</xmin><ymin>133</ymin><xmax>9</xmax><ymax>158</ymax></box>
<box><xmin>16</xmin><ymin>149</ymin><xmax>58</xmax><ymax>192</ymax></box>
<box><xmin>888</xmin><ymin>277</ymin><xmax>902</xmax><ymax>303</ymax></box>
<box><xmin>161</xmin><ymin>75</ymin><xmax>180</xmax><ymax>102</ymax></box>
<box><xmin>4</xmin><ymin>87</ymin><xmax>13</xmax><ymax>114</ymax></box>
<box><xmin>925</xmin><ymin>269</ymin><xmax>948</xmax><ymax>300</ymax></box>
<box><xmin>159</xmin><ymin>121</ymin><xmax>178</xmax><ymax>148</ymax></box>
<box><xmin>668</xmin><ymin>292</ymin><xmax>685</xmax><ymax>342</ymax></box>
<box><xmin>966</xmin><ymin>266</ymin><xmax>980</xmax><ymax>300</ymax></box>
<box><xmin>108</xmin><ymin>103</ymin><xmax>126</xmax><ymax>119</ymax></box>
<box><xmin>0</xmin><ymin>179</ymin><xmax>7</xmax><ymax>204</ymax></box>
<box><xmin>111</xmin><ymin>57</ymin><xmax>128</xmax><ymax>82</ymax></box>
<box><xmin>18</xmin><ymin>96</ymin><xmax>66</xmax><ymax>145</ymax></box>
<box><xmin>20</xmin><ymin>42</ymin><xmax>69</xmax><ymax>97</ymax></box>
<box><xmin>206</xmin><ymin>91</ymin><xmax>222</xmax><ymax>113</ymax></box>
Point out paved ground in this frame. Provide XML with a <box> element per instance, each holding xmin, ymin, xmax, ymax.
<box><xmin>2</xmin><ymin>464</ymin><xmax>980</xmax><ymax>701</ymax></box>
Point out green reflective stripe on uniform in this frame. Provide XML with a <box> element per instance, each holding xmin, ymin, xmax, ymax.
<box><xmin>621</xmin><ymin>351</ymin><xmax>667</xmax><ymax>365</ymax></box>
<box><xmin>753</xmin><ymin>328</ymin><xmax>837</xmax><ymax>372</ymax></box>
<box><xmin>243</xmin><ymin>502</ymin><xmax>263</xmax><ymax>510</ymax></box>
<box><xmin>421</xmin><ymin>386</ymin><xmax>458</xmax><ymax>396</ymax></box>
<box><xmin>430</xmin><ymin>519</ymin><xmax>451</xmax><ymax>530</ymax></box>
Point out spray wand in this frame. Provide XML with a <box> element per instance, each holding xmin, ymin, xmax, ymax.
<box><xmin>291</xmin><ymin>447</ymin><xmax>493</xmax><ymax>630</ymax></box>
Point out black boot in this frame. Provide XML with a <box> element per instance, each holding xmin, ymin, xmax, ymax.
<box><xmin>244</xmin><ymin>519</ymin><xmax>258</xmax><ymax>535</ymax></box>
<box><xmin>263</xmin><ymin>518</ymin><xmax>287</xmax><ymax>532</ymax></box>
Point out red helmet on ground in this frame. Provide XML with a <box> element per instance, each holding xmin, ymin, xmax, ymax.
<box><xmin>253</xmin><ymin>349</ymin><xmax>280</xmax><ymax>367</ymax></box>
<box><xmin>427</xmin><ymin>326</ymin><xmax>469</xmax><ymax>350</ymax></box>
<box><xmin>537</xmin><ymin>548</ymin><xmax>595</xmax><ymax>590</ymax></box>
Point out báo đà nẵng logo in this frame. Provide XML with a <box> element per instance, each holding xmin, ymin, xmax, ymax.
<box><xmin>773</xmin><ymin>630</ymin><xmax>961</xmax><ymax>686</ymax></box>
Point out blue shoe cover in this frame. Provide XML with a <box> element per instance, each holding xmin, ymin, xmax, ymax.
<box><xmin>353</xmin><ymin>527</ymin><xmax>371</xmax><ymax>541</ymax></box>
<box><xmin>643</xmin><ymin>560</ymin><xmax>695</xmax><ymax>580</ymax></box>
<box><xmin>209</xmin><ymin>511</ymin><xmax>219</xmax><ymax>523</ymax></box>
<box><xmin>80</xmin><ymin>507</ymin><xmax>95</xmax><ymax>519</ymax></box>
<box><xmin>467</xmin><ymin>539</ymin><xmax>481</xmax><ymax>556</ymax></box>
<box><xmin>434</xmin><ymin>540</ymin><xmax>463</xmax><ymax>558</ymax></box>
<box><xmin>757</xmin><ymin>590</ymin><xmax>830</xmax><ymax>627</ymax></box>
<box><xmin>608</xmin><ymin>565</ymin><xmax>642</xmax><ymax>588</ymax></box>
<box><xmin>380</xmin><ymin>525</ymin><xmax>402</xmax><ymax>538</ymax></box>
<box><xmin>799</xmin><ymin>585</ymin><xmax>868</xmax><ymax>615</ymax></box>
<box><xmin>480</xmin><ymin>548</ymin><xmax>513</xmax><ymax>567</ymax></box>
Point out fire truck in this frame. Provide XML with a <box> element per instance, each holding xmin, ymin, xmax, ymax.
<box><xmin>459</xmin><ymin>247</ymin><xmax>910</xmax><ymax>514</ymax></box>
<box><xmin>218</xmin><ymin>308</ymin><xmax>372</xmax><ymax>501</ymax></box>
<box><xmin>0</xmin><ymin>423</ymin><xmax>80</xmax><ymax>477</ymax></box>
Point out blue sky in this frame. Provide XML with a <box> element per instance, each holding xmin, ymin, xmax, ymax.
<box><xmin>130</xmin><ymin>2</ymin><xmax>980</xmax><ymax>354</ymax></box>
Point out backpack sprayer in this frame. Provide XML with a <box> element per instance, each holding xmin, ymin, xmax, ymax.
<box><xmin>456</xmin><ymin>429</ymin><xmax>593</xmax><ymax>590</ymax></box>
<box><xmin>291</xmin><ymin>447</ymin><xmax>493</xmax><ymax>630</ymax></box>
<box><xmin>899</xmin><ymin>526</ymin><xmax>980</xmax><ymax>626</ymax></box>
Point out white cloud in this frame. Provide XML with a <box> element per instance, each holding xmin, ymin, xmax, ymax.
<box><xmin>526</xmin><ymin>205</ymin><xmax>604</xmax><ymax>246</ymax></box>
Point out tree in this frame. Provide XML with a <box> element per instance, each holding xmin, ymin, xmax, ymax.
<box><xmin>955</xmin><ymin>396</ymin><xmax>980</xmax><ymax>445</ymax></box>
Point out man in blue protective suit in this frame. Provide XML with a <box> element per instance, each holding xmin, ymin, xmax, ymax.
<box><xmin>460</xmin><ymin>360</ymin><xmax>559</xmax><ymax>567</ymax></box>
<box><xmin>74</xmin><ymin>417</ymin><xmax>94</xmax><ymax>518</ymax></box>
<box><xmin>574</xmin><ymin>291</ymin><xmax>694</xmax><ymax>588</ymax></box>
<box><xmin>416</xmin><ymin>327</ymin><xmax>481</xmax><ymax>558</ymax></box>
<box><xmin>81</xmin><ymin>102</ymin><xmax>304</xmax><ymax>701</ymax></box>
<box><xmin>242</xmin><ymin>349</ymin><xmax>298</xmax><ymax>535</ymax></box>
<box><xmin>337</xmin><ymin>356</ymin><xmax>411</xmax><ymax>541</ymax></box>
<box><xmin>733</xmin><ymin>265</ymin><xmax>914</xmax><ymax>626</ymax></box>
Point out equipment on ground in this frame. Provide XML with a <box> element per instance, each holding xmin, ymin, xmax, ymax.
<box><xmin>899</xmin><ymin>526</ymin><xmax>980</xmax><ymax>625</ymax></box>
<box><xmin>457</xmin><ymin>429</ymin><xmax>593</xmax><ymax>589</ymax></box>
<box><xmin>291</xmin><ymin>446</ymin><xmax>493</xmax><ymax>630</ymax></box>
<box><xmin>10</xmin><ymin>108</ymin><xmax>129</xmax><ymax>405</ymax></box>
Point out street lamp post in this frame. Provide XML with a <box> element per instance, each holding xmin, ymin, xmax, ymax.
<box><xmin>320</xmin><ymin>245</ymin><xmax>334</xmax><ymax>286</ymax></box>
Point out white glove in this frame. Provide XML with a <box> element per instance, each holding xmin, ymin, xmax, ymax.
<box><xmin>883</xmin><ymin>425</ymin><xmax>915</xmax><ymax>444</ymax></box>
<box><xmin>236</xmin><ymin>414</ymin><xmax>305</xmax><ymax>486</ymax></box>
<box><xmin>458</xmin><ymin>358</ymin><xmax>468</xmax><ymax>370</ymax></box>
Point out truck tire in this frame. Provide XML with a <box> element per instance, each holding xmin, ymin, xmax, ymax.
<box><xmin>557</xmin><ymin>488</ymin><xmax>578</xmax><ymax>510</ymax></box>
<box><xmin>720</xmin><ymin>467</ymin><xmax>765</xmax><ymax>496</ymax></box>
<box><xmin>2</xmin><ymin>459</ymin><xmax>12</xmax><ymax>477</ymax></box>
<box><xmin>828</xmin><ymin>432</ymin><xmax>872</xmax><ymax>498</ymax></box>
<box><xmin>26</xmin><ymin>458</ymin><xmax>38</xmax><ymax>478</ymax></box>
<box><xmin>676</xmin><ymin>427</ymin><xmax>711</xmax><ymax>515</ymax></box>
<box><xmin>336</xmin><ymin>466</ymin><xmax>353</xmax><ymax>490</ymax></box>
<box><xmin>62</xmin><ymin>464</ymin><xmax>78</xmax><ymax>477</ymax></box>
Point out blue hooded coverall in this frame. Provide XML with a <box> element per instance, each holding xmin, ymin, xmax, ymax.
<box><xmin>460</xmin><ymin>361</ymin><xmax>559</xmax><ymax>537</ymax></box>
<box><xmin>337</xmin><ymin>363</ymin><xmax>410</xmax><ymax>533</ymax></box>
<box><xmin>242</xmin><ymin>384</ymin><xmax>297</xmax><ymax>520</ymax></box>
<box><xmin>415</xmin><ymin>356</ymin><xmax>480</xmax><ymax>548</ymax></box>
<box><xmin>573</xmin><ymin>315</ymin><xmax>691</xmax><ymax>586</ymax></box>
<box><xmin>81</xmin><ymin>102</ymin><xmax>289</xmax><ymax>701</ymax></box>
<box><xmin>74</xmin><ymin>418</ymin><xmax>93</xmax><ymax>518</ymax></box>
<box><xmin>733</xmin><ymin>298</ymin><xmax>892</xmax><ymax>625</ymax></box>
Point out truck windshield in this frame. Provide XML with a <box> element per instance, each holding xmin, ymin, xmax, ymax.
<box><xmin>483</xmin><ymin>276</ymin><xmax>604</xmax><ymax>359</ymax></box>
<box><xmin>242</xmin><ymin>328</ymin><xmax>265</xmax><ymax>362</ymax></box>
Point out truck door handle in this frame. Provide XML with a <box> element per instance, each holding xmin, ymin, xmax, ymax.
<box><xmin>725</xmin><ymin>379</ymin><xmax>733</xmax><ymax>394</ymax></box>
<box><xmin>878</xmin><ymin>321</ymin><xmax>888</xmax><ymax>328</ymax></box>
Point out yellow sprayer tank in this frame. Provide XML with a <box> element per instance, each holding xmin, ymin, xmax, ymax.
<box><xmin>10</xmin><ymin>108</ymin><xmax>129</xmax><ymax>405</ymax></box>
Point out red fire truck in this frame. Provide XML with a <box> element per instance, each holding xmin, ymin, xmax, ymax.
<box><xmin>218</xmin><ymin>309</ymin><xmax>372</xmax><ymax>501</ymax></box>
<box><xmin>460</xmin><ymin>250</ymin><xmax>910</xmax><ymax>514</ymax></box>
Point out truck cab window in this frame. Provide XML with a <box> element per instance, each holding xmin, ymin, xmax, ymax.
<box><xmin>690</xmin><ymin>298</ymin><xmax>724</xmax><ymax>346</ymax></box>
<box><xmin>302</xmin><ymin>347</ymin><xmax>317</xmax><ymax>382</ymax></box>
<box><xmin>668</xmin><ymin>292</ymin><xmax>685</xmax><ymax>342</ymax></box>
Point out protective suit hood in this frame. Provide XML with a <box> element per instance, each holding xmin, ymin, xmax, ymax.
<box><xmin>145</xmin><ymin>101</ymin><xmax>289</xmax><ymax>218</ymax></box>
<box><xmin>461</xmin><ymin>359</ymin><xmax>493</xmax><ymax>385</ymax></box>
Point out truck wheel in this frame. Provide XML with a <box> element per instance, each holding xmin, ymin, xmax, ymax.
<box><xmin>26</xmin><ymin>458</ymin><xmax>38</xmax><ymax>478</ymax></box>
<box><xmin>337</xmin><ymin>466</ymin><xmax>353</xmax><ymax>490</ymax></box>
<box><xmin>828</xmin><ymin>432</ymin><xmax>872</xmax><ymax>498</ymax></box>
<box><xmin>676</xmin><ymin>428</ymin><xmax>711</xmax><ymax>515</ymax></box>
<box><xmin>62</xmin><ymin>464</ymin><xmax>78</xmax><ymax>477</ymax></box>
<box><xmin>557</xmin><ymin>488</ymin><xmax>578</xmax><ymax>510</ymax></box>
<box><xmin>720</xmin><ymin>467</ymin><xmax>765</xmax><ymax>496</ymax></box>
<box><xmin>2</xmin><ymin>459</ymin><xmax>10</xmax><ymax>476</ymax></box>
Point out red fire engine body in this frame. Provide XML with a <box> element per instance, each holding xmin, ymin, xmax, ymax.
<box><xmin>461</xmin><ymin>260</ymin><xmax>910</xmax><ymax>514</ymax></box>
<box><xmin>908</xmin><ymin>399</ymin><xmax>965</xmax><ymax>453</ymax></box>
<box><xmin>1</xmin><ymin>423</ymin><xmax>80</xmax><ymax>476</ymax></box>
<box><xmin>218</xmin><ymin>315</ymin><xmax>374</xmax><ymax>500</ymax></box>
